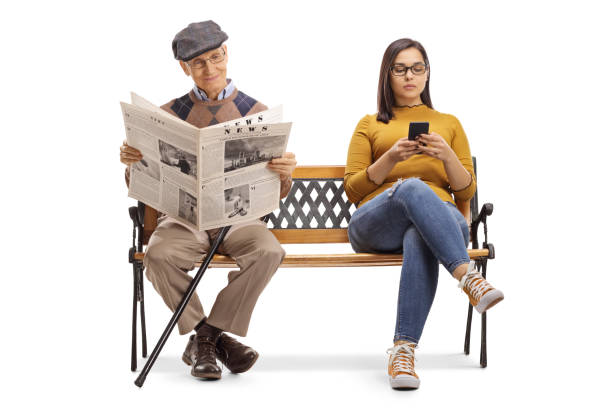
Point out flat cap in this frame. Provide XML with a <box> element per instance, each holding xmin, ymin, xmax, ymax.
<box><xmin>172</xmin><ymin>20</ymin><xmax>228</xmax><ymax>61</ymax></box>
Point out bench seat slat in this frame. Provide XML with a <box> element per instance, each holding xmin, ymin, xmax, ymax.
<box><xmin>133</xmin><ymin>249</ymin><xmax>489</xmax><ymax>268</ymax></box>
<box><xmin>271</xmin><ymin>229</ymin><xmax>350</xmax><ymax>243</ymax></box>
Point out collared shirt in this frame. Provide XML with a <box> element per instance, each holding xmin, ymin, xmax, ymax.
<box><xmin>192</xmin><ymin>79</ymin><xmax>235</xmax><ymax>101</ymax></box>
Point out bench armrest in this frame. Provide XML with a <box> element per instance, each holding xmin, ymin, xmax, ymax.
<box><xmin>128</xmin><ymin>202</ymin><xmax>146</xmax><ymax>262</ymax></box>
<box><xmin>470</xmin><ymin>203</ymin><xmax>494</xmax><ymax>259</ymax></box>
<box><xmin>473</xmin><ymin>203</ymin><xmax>493</xmax><ymax>226</ymax></box>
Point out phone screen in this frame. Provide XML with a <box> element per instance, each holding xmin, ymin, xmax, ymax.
<box><xmin>408</xmin><ymin>122</ymin><xmax>429</xmax><ymax>141</ymax></box>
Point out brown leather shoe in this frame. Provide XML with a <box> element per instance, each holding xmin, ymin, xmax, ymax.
<box><xmin>215</xmin><ymin>333</ymin><xmax>259</xmax><ymax>374</ymax></box>
<box><xmin>182</xmin><ymin>327</ymin><xmax>222</xmax><ymax>379</ymax></box>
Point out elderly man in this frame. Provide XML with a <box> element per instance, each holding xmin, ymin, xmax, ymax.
<box><xmin>120</xmin><ymin>21</ymin><xmax>297</xmax><ymax>380</ymax></box>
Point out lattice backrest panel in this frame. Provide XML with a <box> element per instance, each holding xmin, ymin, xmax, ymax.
<box><xmin>267</xmin><ymin>179</ymin><xmax>357</xmax><ymax>229</ymax></box>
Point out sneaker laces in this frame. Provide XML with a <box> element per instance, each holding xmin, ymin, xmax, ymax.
<box><xmin>386</xmin><ymin>343</ymin><xmax>417</xmax><ymax>375</ymax></box>
<box><xmin>458</xmin><ymin>261</ymin><xmax>491</xmax><ymax>300</ymax></box>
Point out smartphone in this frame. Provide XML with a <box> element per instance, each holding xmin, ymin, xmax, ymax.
<box><xmin>408</xmin><ymin>121</ymin><xmax>429</xmax><ymax>141</ymax></box>
<box><xmin>408</xmin><ymin>122</ymin><xmax>429</xmax><ymax>154</ymax></box>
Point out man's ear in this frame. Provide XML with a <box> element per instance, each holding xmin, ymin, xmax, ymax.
<box><xmin>179</xmin><ymin>61</ymin><xmax>190</xmax><ymax>76</ymax></box>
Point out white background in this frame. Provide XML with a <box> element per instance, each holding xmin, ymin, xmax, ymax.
<box><xmin>1</xmin><ymin>0</ymin><xmax>611</xmax><ymax>406</ymax></box>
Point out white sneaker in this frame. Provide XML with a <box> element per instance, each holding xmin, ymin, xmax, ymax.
<box><xmin>459</xmin><ymin>261</ymin><xmax>504</xmax><ymax>313</ymax></box>
<box><xmin>387</xmin><ymin>342</ymin><xmax>420</xmax><ymax>389</ymax></box>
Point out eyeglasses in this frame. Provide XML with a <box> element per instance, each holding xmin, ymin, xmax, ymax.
<box><xmin>186</xmin><ymin>48</ymin><xmax>226</xmax><ymax>69</ymax></box>
<box><xmin>390</xmin><ymin>62</ymin><xmax>428</xmax><ymax>76</ymax></box>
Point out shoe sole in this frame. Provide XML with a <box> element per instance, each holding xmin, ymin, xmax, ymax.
<box><xmin>182</xmin><ymin>353</ymin><xmax>222</xmax><ymax>379</ymax></box>
<box><xmin>475</xmin><ymin>289</ymin><xmax>504</xmax><ymax>314</ymax></box>
<box><xmin>390</xmin><ymin>375</ymin><xmax>420</xmax><ymax>389</ymax></box>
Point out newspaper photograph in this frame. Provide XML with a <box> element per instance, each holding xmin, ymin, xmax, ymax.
<box><xmin>121</xmin><ymin>93</ymin><xmax>289</xmax><ymax>230</ymax></box>
<box><xmin>159</xmin><ymin>140</ymin><xmax>197</xmax><ymax>178</ymax></box>
<box><xmin>178</xmin><ymin>189</ymin><xmax>198</xmax><ymax>225</ymax></box>
<box><xmin>196</xmin><ymin>122</ymin><xmax>291</xmax><ymax>229</ymax></box>
<box><xmin>225</xmin><ymin>184</ymin><xmax>249</xmax><ymax>218</ymax></box>
<box><xmin>224</xmin><ymin>135</ymin><xmax>285</xmax><ymax>173</ymax></box>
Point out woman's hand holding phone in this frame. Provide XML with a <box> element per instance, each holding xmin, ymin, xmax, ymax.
<box><xmin>416</xmin><ymin>132</ymin><xmax>455</xmax><ymax>163</ymax></box>
<box><xmin>387</xmin><ymin>138</ymin><xmax>421</xmax><ymax>163</ymax></box>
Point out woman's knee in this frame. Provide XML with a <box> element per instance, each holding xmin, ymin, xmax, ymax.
<box><xmin>391</xmin><ymin>177</ymin><xmax>429</xmax><ymax>200</ymax></box>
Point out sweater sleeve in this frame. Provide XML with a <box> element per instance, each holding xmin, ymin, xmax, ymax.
<box><xmin>449</xmin><ymin>115</ymin><xmax>477</xmax><ymax>202</ymax></box>
<box><xmin>343</xmin><ymin>115</ymin><xmax>380</xmax><ymax>204</ymax></box>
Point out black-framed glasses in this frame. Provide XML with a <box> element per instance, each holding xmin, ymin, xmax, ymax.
<box><xmin>186</xmin><ymin>48</ymin><xmax>226</xmax><ymax>69</ymax></box>
<box><xmin>390</xmin><ymin>62</ymin><xmax>428</xmax><ymax>76</ymax></box>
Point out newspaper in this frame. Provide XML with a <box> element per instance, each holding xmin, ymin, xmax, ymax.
<box><xmin>121</xmin><ymin>93</ymin><xmax>291</xmax><ymax>231</ymax></box>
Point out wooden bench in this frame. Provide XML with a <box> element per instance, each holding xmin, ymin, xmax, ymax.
<box><xmin>128</xmin><ymin>160</ymin><xmax>495</xmax><ymax>374</ymax></box>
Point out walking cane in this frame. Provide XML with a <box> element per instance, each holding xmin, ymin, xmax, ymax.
<box><xmin>134</xmin><ymin>225</ymin><xmax>231</xmax><ymax>387</ymax></box>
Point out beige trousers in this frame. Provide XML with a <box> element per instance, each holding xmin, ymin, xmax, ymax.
<box><xmin>143</xmin><ymin>216</ymin><xmax>285</xmax><ymax>337</ymax></box>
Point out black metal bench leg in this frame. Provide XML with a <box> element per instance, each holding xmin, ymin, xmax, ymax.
<box><xmin>134</xmin><ymin>226</ymin><xmax>230</xmax><ymax>387</ymax></box>
<box><xmin>139</xmin><ymin>264</ymin><xmax>148</xmax><ymax>358</ymax></box>
<box><xmin>480</xmin><ymin>259</ymin><xmax>488</xmax><ymax>368</ymax></box>
<box><xmin>464</xmin><ymin>303</ymin><xmax>473</xmax><ymax>355</ymax></box>
<box><xmin>481</xmin><ymin>311</ymin><xmax>487</xmax><ymax>367</ymax></box>
<box><xmin>464</xmin><ymin>259</ymin><xmax>483</xmax><ymax>355</ymax></box>
<box><xmin>131</xmin><ymin>264</ymin><xmax>138</xmax><ymax>372</ymax></box>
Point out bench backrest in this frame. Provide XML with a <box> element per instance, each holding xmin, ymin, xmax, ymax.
<box><xmin>269</xmin><ymin>166</ymin><xmax>354</xmax><ymax>243</ymax></box>
<box><xmin>142</xmin><ymin>159</ymin><xmax>479</xmax><ymax>245</ymax></box>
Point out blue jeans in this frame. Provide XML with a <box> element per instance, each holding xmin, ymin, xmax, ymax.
<box><xmin>347</xmin><ymin>178</ymin><xmax>470</xmax><ymax>343</ymax></box>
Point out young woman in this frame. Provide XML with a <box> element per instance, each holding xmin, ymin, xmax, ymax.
<box><xmin>344</xmin><ymin>38</ymin><xmax>504</xmax><ymax>390</ymax></box>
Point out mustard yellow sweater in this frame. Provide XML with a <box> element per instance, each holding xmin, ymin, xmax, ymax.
<box><xmin>344</xmin><ymin>105</ymin><xmax>476</xmax><ymax>207</ymax></box>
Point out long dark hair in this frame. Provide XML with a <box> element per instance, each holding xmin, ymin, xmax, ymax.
<box><xmin>376</xmin><ymin>38</ymin><xmax>433</xmax><ymax>123</ymax></box>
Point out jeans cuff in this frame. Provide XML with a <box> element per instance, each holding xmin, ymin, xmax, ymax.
<box><xmin>447</xmin><ymin>258</ymin><xmax>470</xmax><ymax>274</ymax></box>
<box><xmin>393</xmin><ymin>334</ymin><xmax>419</xmax><ymax>344</ymax></box>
